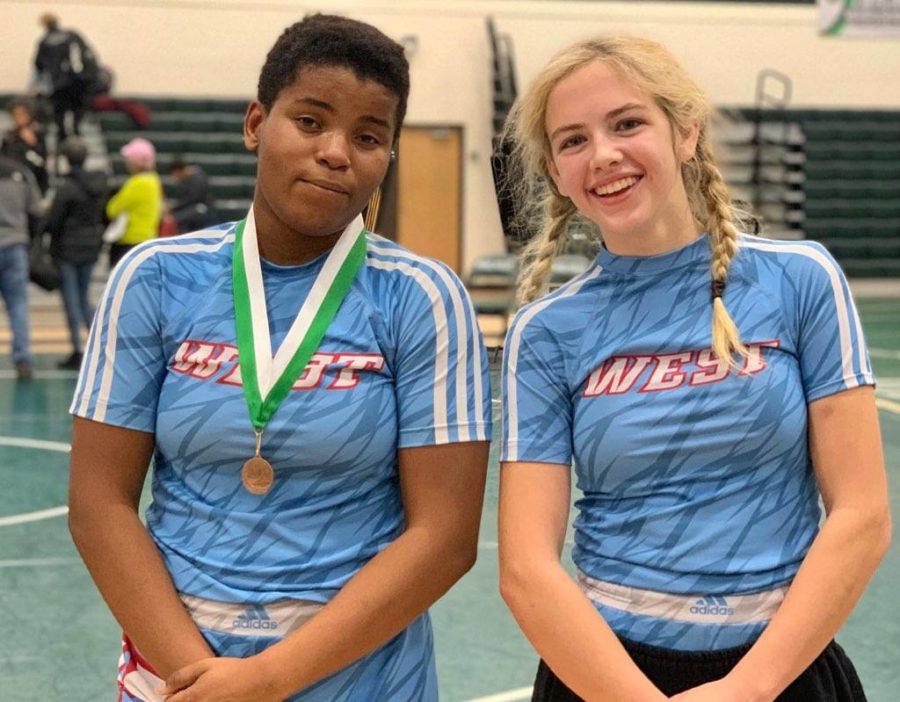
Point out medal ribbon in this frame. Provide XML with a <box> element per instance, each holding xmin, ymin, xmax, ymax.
<box><xmin>233</xmin><ymin>208</ymin><xmax>366</xmax><ymax>430</ymax></box>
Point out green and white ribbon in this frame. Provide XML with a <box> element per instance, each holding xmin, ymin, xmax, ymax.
<box><xmin>232</xmin><ymin>208</ymin><xmax>366</xmax><ymax>430</ymax></box>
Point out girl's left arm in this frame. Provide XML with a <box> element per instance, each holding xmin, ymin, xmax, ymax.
<box><xmin>673</xmin><ymin>385</ymin><xmax>891</xmax><ymax>702</ymax></box>
<box><xmin>161</xmin><ymin>440</ymin><xmax>489</xmax><ymax>702</ymax></box>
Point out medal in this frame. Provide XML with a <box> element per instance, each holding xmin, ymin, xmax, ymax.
<box><xmin>241</xmin><ymin>430</ymin><xmax>275</xmax><ymax>495</ymax></box>
<box><xmin>232</xmin><ymin>207</ymin><xmax>367</xmax><ymax>495</ymax></box>
<box><xmin>241</xmin><ymin>457</ymin><xmax>275</xmax><ymax>495</ymax></box>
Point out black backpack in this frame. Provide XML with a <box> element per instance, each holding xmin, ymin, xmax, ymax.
<box><xmin>64</xmin><ymin>31</ymin><xmax>100</xmax><ymax>88</ymax></box>
<box><xmin>38</xmin><ymin>29</ymin><xmax>100</xmax><ymax>92</ymax></box>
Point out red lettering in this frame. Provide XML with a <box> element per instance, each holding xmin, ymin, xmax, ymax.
<box><xmin>741</xmin><ymin>340</ymin><xmax>781</xmax><ymax>375</ymax></box>
<box><xmin>584</xmin><ymin>356</ymin><xmax>652</xmax><ymax>397</ymax></box>
<box><xmin>291</xmin><ymin>353</ymin><xmax>334</xmax><ymax>390</ymax></box>
<box><xmin>582</xmin><ymin>340</ymin><xmax>782</xmax><ymax>398</ymax></box>
<box><xmin>690</xmin><ymin>349</ymin><xmax>730</xmax><ymax>386</ymax></box>
<box><xmin>172</xmin><ymin>340</ymin><xmax>203</xmax><ymax>374</ymax></box>
<box><xmin>217</xmin><ymin>344</ymin><xmax>243</xmax><ymax>386</ymax></box>
<box><xmin>172</xmin><ymin>340</ymin><xmax>238</xmax><ymax>380</ymax></box>
<box><xmin>194</xmin><ymin>344</ymin><xmax>238</xmax><ymax>380</ymax></box>
<box><xmin>177</xmin><ymin>339</ymin><xmax>386</xmax><ymax>392</ymax></box>
<box><xmin>639</xmin><ymin>352</ymin><xmax>692</xmax><ymax>393</ymax></box>
<box><xmin>328</xmin><ymin>354</ymin><xmax>386</xmax><ymax>389</ymax></box>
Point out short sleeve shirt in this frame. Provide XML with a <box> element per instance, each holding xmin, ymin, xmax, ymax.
<box><xmin>502</xmin><ymin>234</ymin><xmax>873</xmax><ymax>600</ymax></box>
<box><xmin>72</xmin><ymin>226</ymin><xmax>492</xmax><ymax>604</ymax></box>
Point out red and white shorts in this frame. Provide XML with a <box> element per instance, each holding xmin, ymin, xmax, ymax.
<box><xmin>117</xmin><ymin>634</ymin><xmax>165</xmax><ymax>702</ymax></box>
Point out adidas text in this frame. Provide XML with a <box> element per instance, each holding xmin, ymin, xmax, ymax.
<box><xmin>690</xmin><ymin>604</ymin><xmax>735</xmax><ymax>616</ymax></box>
<box><xmin>233</xmin><ymin>618</ymin><xmax>278</xmax><ymax>630</ymax></box>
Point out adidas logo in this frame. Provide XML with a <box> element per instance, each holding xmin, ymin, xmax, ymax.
<box><xmin>689</xmin><ymin>595</ymin><xmax>735</xmax><ymax>616</ymax></box>
<box><xmin>233</xmin><ymin>605</ymin><xmax>278</xmax><ymax>631</ymax></box>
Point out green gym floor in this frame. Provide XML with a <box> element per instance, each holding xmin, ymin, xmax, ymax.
<box><xmin>1</xmin><ymin>299</ymin><xmax>898</xmax><ymax>702</ymax></box>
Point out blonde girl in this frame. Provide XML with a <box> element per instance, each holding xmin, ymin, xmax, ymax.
<box><xmin>499</xmin><ymin>36</ymin><xmax>889</xmax><ymax>702</ymax></box>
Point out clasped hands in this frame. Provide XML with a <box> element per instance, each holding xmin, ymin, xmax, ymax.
<box><xmin>157</xmin><ymin>656</ymin><xmax>287</xmax><ymax>702</ymax></box>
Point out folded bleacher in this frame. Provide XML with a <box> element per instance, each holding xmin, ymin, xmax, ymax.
<box><xmin>732</xmin><ymin>107</ymin><xmax>900</xmax><ymax>277</ymax></box>
<box><xmin>2</xmin><ymin>94</ymin><xmax>896</xmax><ymax>278</ymax></box>
<box><xmin>99</xmin><ymin>96</ymin><xmax>255</xmax><ymax>223</ymax></box>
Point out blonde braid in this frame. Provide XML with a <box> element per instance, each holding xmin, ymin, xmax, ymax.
<box><xmin>695</xmin><ymin>137</ymin><xmax>747</xmax><ymax>368</ymax></box>
<box><xmin>516</xmin><ymin>193</ymin><xmax>576</xmax><ymax>305</ymax></box>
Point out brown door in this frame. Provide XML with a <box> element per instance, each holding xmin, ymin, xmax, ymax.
<box><xmin>396</xmin><ymin>126</ymin><xmax>462</xmax><ymax>272</ymax></box>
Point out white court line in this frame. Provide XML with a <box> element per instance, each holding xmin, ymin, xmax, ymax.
<box><xmin>0</xmin><ymin>370</ymin><xmax>78</xmax><ymax>380</ymax></box>
<box><xmin>0</xmin><ymin>557</ymin><xmax>80</xmax><ymax>568</ymax></box>
<box><xmin>876</xmin><ymin>398</ymin><xmax>900</xmax><ymax>415</ymax></box>
<box><xmin>0</xmin><ymin>436</ymin><xmax>70</xmax><ymax>452</ymax></box>
<box><xmin>0</xmin><ymin>506</ymin><xmax>69</xmax><ymax>527</ymax></box>
<box><xmin>0</xmin><ymin>436</ymin><xmax>71</xmax><ymax>526</ymax></box>
<box><xmin>462</xmin><ymin>687</ymin><xmax>533</xmax><ymax>702</ymax></box>
<box><xmin>479</xmin><ymin>539</ymin><xmax>573</xmax><ymax>550</ymax></box>
<box><xmin>870</xmin><ymin>348</ymin><xmax>900</xmax><ymax>360</ymax></box>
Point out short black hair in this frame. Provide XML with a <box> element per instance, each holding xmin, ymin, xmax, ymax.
<box><xmin>169</xmin><ymin>154</ymin><xmax>189</xmax><ymax>172</ymax></box>
<box><xmin>257</xmin><ymin>14</ymin><xmax>410</xmax><ymax>139</ymax></box>
<box><xmin>60</xmin><ymin>137</ymin><xmax>87</xmax><ymax>166</ymax></box>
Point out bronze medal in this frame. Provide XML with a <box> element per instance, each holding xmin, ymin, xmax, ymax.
<box><xmin>232</xmin><ymin>212</ymin><xmax>365</xmax><ymax>498</ymax></box>
<box><xmin>241</xmin><ymin>456</ymin><xmax>275</xmax><ymax>495</ymax></box>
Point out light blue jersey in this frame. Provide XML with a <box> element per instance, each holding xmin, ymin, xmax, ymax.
<box><xmin>501</xmin><ymin>233</ymin><xmax>873</xmax><ymax>650</ymax></box>
<box><xmin>72</xmin><ymin>223</ymin><xmax>491</xmax><ymax>701</ymax></box>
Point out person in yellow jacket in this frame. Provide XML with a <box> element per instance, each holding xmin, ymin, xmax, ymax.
<box><xmin>106</xmin><ymin>137</ymin><xmax>162</xmax><ymax>268</ymax></box>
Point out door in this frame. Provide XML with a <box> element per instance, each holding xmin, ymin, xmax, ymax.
<box><xmin>395</xmin><ymin>126</ymin><xmax>462</xmax><ymax>272</ymax></box>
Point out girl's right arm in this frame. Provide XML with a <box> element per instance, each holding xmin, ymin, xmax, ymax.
<box><xmin>68</xmin><ymin>416</ymin><xmax>213</xmax><ymax>678</ymax></box>
<box><xmin>499</xmin><ymin>460</ymin><xmax>666</xmax><ymax>702</ymax></box>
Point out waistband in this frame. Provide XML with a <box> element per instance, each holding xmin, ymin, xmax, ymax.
<box><xmin>577</xmin><ymin>571</ymin><xmax>787</xmax><ymax>625</ymax></box>
<box><xmin>180</xmin><ymin>593</ymin><xmax>324</xmax><ymax>638</ymax></box>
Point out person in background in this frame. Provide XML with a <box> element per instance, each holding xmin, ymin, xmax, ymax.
<box><xmin>43</xmin><ymin>137</ymin><xmax>107</xmax><ymax>370</ymax></box>
<box><xmin>0</xmin><ymin>154</ymin><xmax>43</xmax><ymax>381</ymax></box>
<box><xmin>1</xmin><ymin>98</ymin><xmax>50</xmax><ymax>194</ymax></box>
<box><xmin>498</xmin><ymin>35</ymin><xmax>889</xmax><ymax>702</ymax></box>
<box><xmin>33</xmin><ymin>12</ymin><xmax>99</xmax><ymax>140</ymax></box>
<box><xmin>106</xmin><ymin>136</ymin><xmax>162</xmax><ymax>268</ymax></box>
<box><xmin>168</xmin><ymin>155</ymin><xmax>217</xmax><ymax>233</ymax></box>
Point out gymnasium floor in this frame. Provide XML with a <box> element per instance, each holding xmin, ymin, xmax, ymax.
<box><xmin>1</xmin><ymin>298</ymin><xmax>898</xmax><ymax>702</ymax></box>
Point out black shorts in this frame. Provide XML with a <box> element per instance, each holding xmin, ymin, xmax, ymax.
<box><xmin>532</xmin><ymin>638</ymin><xmax>866</xmax><ymax>701</ymax></box>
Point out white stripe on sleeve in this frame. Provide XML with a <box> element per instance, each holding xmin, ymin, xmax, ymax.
<box><xmin>504</xmin><ymin>268</ymin><xmax>601</xmax><ymax>462</ymax></box>
<box><xmin>741</xmin><ymin>240</ymin><xmax>872</xmax><ymax>387</ymax></box>
<box><xmin>77</xmin><ymin>233</ymin><xmax>234</xmax><ymax>421</ymax></box>
<box><xmin>370</xmin><ymin>241</ymin><xmax>486</xmax><ymax>440</ymax></box>
<box><xmin>367</xmin><ymin>256</ymin><xmax>452</xmax><ymax>443</ymax></box>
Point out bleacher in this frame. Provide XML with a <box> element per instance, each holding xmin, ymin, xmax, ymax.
<box><xmin>716</xmin><ymin>116</ymin><xmax>806</xmax><ymax>237</ymax></box>
<box><xmin>98</xmin><ymin>96</ymin><xmax>255</xmax><ymax>223</ymax></box>
<box><xmin>4</xmin><ymin>94</ymin><xmax>898</xmax><ymax>280</ymax></box>
<box><xmin>733</xmin><ymin>107</ymin><xmax>900</xmax><ymax>277</ymax></box>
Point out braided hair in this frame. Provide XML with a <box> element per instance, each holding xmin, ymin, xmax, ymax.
<box><xmin>505</xmin><ymin>36</ymin><xmax>749</xmax><ymax>366</ymax></box>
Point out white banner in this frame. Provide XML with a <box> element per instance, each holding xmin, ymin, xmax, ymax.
<box><xmin>819</xmin><ymin>0</ymin><xmax>900</xmax><ymax>36</ymax></box>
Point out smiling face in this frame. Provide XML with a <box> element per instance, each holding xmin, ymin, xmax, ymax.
<box><xmin>545</xmin><ymin>60</ymin><xmax>700</xmax><ymax>255</ymax></box>
<box><xmin>244</xmin><ymin>64</ymin><xmax>398</xmax><ymax>261</ymax></box>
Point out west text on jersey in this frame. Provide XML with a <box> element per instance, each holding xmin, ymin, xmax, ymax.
<box><xmin>171</xmin><ymin>339</ymin><xmax>385</xmax><ymax>390</ymax></box>
<box><xmin>583</xmin><ymin>341</ymin><xmax>781</xmax><ymax>396</ymax></box>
